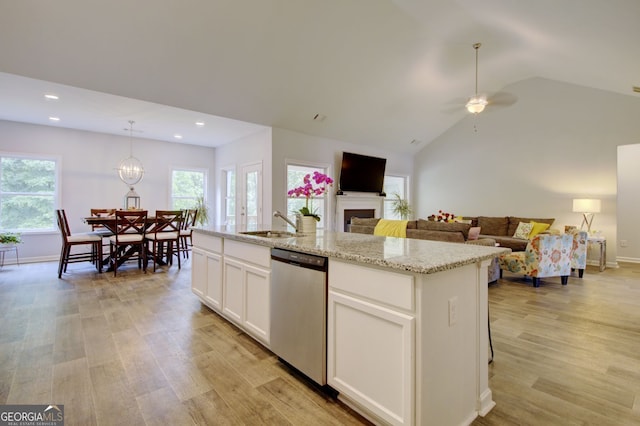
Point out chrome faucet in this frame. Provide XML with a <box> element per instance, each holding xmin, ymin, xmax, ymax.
<box><xmin>273</xmin><ymin>210</ymin><xmax>298</xmax><ymax>232</ymax></box>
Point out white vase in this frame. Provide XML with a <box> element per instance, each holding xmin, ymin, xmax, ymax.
<box><xmin>298</xmin><ymin>215</ymin><xmax>317</xmax><ymax>235</ymax></box>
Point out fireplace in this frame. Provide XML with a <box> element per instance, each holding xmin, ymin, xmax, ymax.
<box><xmin>343</xmin><ymin>209</ymin><xmax>375</xmax><ymax>232</ymax></box>
<box><xmin>335</xmin><ymin>193</ymin><xmax>384</xmax><ymax>232</ymax></box>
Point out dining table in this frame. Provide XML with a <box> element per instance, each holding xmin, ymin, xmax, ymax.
<box><xmin>83</xmin><ymin>215</ymin><xmax>171</xmax><ymax>271</ymax></box>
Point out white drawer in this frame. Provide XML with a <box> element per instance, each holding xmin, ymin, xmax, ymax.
<box><xmin>192</xmin><ymin>233</ymin><xmax>222</xmax><ymax>253</ymax></box>
<box><xmin>224</xmin><ymin>239</ymin><xmax>271</xmax><ymax>268</ymax></box>
<box><xmin>329</xmin><ymin>260</ymin><xmax>414</xmax><ymax>312</ymax></box>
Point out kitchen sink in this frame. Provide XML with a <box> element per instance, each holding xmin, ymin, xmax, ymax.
<box><xmin>240</xmin><ymin>230</ymin><xmax>296</xmax><ymax>238</ymax></box>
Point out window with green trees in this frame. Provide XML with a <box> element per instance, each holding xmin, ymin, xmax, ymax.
<box><xmin>383</xmin><ymin>175</ymin><xmax>409</xmax><ymax>219</ymax></box>
<box><xmin>171</xmin><ymin>168</ymin><xmax>206</xmax><ymax>210</ymax></box>
<box><xmin>286</xmin><ymin>163</ymin><xmax>331</xmax><ymax>229</ymax></box>
<box><xmin>0</xmin><ymin>154</ymin><xmax>58</xmax><ymax>231</ymax></box>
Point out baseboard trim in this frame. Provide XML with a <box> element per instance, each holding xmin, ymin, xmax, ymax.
<box><xmin>1</xmin><ymin>255</ymin><xmax>58</xmax><ymax>266</ymax></box>
<box><xmin>616</xmin><ymin>256</ymin><xmax>640</xmax><ymax>264</ymax></box>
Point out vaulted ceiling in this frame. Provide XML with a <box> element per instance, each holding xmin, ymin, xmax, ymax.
<box><xmin>1</xmin><ymin>0</ymin><xmax>639</xmax><ymax>153</ymax></box>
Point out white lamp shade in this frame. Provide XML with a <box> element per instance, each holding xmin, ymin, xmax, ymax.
<box><xmin>572</xmin><ymin>198</ymin><xmax>601</xmax><ymax>213</ymax></box>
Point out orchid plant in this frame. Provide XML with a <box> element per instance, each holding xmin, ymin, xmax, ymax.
<box><xmin>287</xmin><ymin>171</ymin><xmax>334</xmax><ymax>221</ymax></box>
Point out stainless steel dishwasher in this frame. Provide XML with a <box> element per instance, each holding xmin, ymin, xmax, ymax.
<box><xmin>270</xmin><ymin>248</ymin><xmax>328</xmax><ymax>385</ymax></box>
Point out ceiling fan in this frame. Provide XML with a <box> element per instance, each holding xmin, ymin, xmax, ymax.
<box><xmin>466</xmin><ymin>43</ymin><xmax>487</xmax><ymax>114</ymax></box>
<box><xmin>457</xmin><ymin>42</ymin><xmax>517</xmax><ymax>115</ymax></box>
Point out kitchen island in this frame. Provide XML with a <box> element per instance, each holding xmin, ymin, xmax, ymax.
<box><xmin>191</xmin><ymin>226</ymin><xmax>509</xmax><ymax>426</ymax></box>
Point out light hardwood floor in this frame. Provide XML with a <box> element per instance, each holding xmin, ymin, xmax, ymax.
<box><xmin>1</xmin><ymin>259</ymin><xmax>639</xmax><ymax>425</ymax></box>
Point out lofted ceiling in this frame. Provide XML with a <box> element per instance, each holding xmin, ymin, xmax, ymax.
<box><xmin>0</xmin><ymin>0</ymin><xmax>639</xmax><ymax>153</ymax></box>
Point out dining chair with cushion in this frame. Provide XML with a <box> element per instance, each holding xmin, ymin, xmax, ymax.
<box><xmin>109</xmin><ymin>210</ymin><xmax>148</xmax><ymax>276</ymax></box>
<box><xmin>56</xmin><ymin>209</ymin><xmax>103</xmax><ymax>278</ymax></box>
<box><xmin>145</xmin><ymin>210</ymin><xmax>183</xmax><ymax>271</ymax></box>
<box><xmin>89</xmin><ymin>208</ymin><xmax>116</xmax><ymax>236</ymax></box>
<box><xmin>179</xmin><ymin>208</ymin><xmax>198</xmax><ymax>259</ymax></box>
<box><xmin>89</xmin><ymin>208</ymin><xmax>115</xmax><ymax>260</ymax></box>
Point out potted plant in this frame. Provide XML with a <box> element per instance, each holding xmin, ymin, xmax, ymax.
<box><xmin>287</xmin><ymin>171</ymin><xmax>334</xmax><ymax>233</ymax></box>
<box><xmin>0</xmin><ymin>232</ymin><xmax>22</xmax><ymax>246</ymax></box>
<box><xmin>194</xmin><ymin>196</ymin><xmax>209</xmax><ymax>226</ymax></box>
<box><xmin>391</xmin><ymin>193</ymin><xmax>412</xmax><ymax>220</ymax></box>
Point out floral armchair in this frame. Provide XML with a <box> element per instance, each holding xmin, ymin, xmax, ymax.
<box><xmin>498</xmin><ymin>233</ymin><xmax>574</xmax><ymax>287</ymax></box>
<box><xmin>568</xmin><ymin>229</ymin><xmax>588</xmax><ymax>278</ymax></box>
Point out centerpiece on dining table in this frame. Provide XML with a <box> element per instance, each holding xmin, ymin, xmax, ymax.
<box><xmin>287</xmin><ymin>171</ymin><xmax>333</xmax><ymax>234</ymax></box>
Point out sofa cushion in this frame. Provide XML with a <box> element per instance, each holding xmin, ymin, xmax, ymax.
<box><xmin>407</xmin><ymin>229</ymin><xmax>465</xmax><ymax>243</ymax></box>
<box><xmin>468</xmin><ymin>226</ymin><xmax>481</xmax><ymax>240</ymax></box>
<box><xmin>483</xmin><ymin>235</ymin><xmax>529</xmax><ymax>251</ymax></box>
<box><xmin>350</xmin><ymin>217</ymin><xmax>380</xmax><ymax>227</ymax></box>
<box><xmin>507</xmin><ymin>217</ymin><xmax>555</xmax><ymax>237</ymax></box>
<box><xmin>513</xmin><ymin>222</ymin><xmax>533</xmax><ymax>239</ymax></box>
<box><xmin>529</xmin><ymin>221</ymin><xmax>551</xmax><ymax>238</ymax></box>
<box><xmin>416</xmin><ymin>219</ymin><xmax>471</xmax><ymax>239</ymax></box>
<box><xmin>477</xmin><ymin>217</ymin><xmax>509</xmax><ymax>236</ymax></box>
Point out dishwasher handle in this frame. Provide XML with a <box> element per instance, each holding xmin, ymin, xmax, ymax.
<box><xmin>271</xmin><ymin>248</ymin><xmax>328</xmax><ymax>272</ymax></box>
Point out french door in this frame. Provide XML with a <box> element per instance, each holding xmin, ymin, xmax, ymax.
<box><xmin>240</xmin><ymin>162</ymin><xmax>262</xmax><ymax>228</ymax></box>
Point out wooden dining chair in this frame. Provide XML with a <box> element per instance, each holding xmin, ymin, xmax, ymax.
<box><xmin>145</xmin><ymin>210</ymin><xmax>183</xmax><ymax>271</ymax></box>
<box><xmin>108</xmin><ymin>210</ymin><xmax>148</xmax><ymax>276</ymax></box>
<box><xmin>179</xmin><ymin>208</ymin><xmax>198</xmax><ymax>259</ymax></box>
<box><xmin>89</xmin><ymin>208</ymin><xmax>116</xmax><ymax>235</ymax></box>
<box><xmin>89</xmin><ymin>208</ymin><xmax>115</xmax><ymax>260</ymax></box>
<box><xmin>56</xmin><ymin>209</ymin><xmax>103</xmax><ymax>278</ymax></box>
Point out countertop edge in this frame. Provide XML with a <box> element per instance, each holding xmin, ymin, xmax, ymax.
<box><xmin>193</xmin><ymin>228</ymin><xmax>510</xmax><ymax>274</ymax></box>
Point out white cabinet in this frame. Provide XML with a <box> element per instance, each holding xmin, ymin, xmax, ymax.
<box><xmin>242</xmin><ymin>263</ymin><xmax>271</xmax><ymax>341</ymax></box>
<box><xmin>328</xmin><ymin>260</ymin><xmax>415</xmax><ymax>426</ymax></box>
<box><xmin>191</xmin><ymin>247</ymin><xmax>206</xmax><ymax>299</ymax></box>
<box><xmin>222</xmin><ymin>257</ymin><xmax>244</xmax><ymax>323</ymax></box>
<box><xmin>222</xmin><ymin>240</ymin><xmax>271</xmax><ymax>345</ymax></box>
<box><xmin>191</xmin><ymin>234</ymin><xmax>223</xmax><ymax>312</ymax></box>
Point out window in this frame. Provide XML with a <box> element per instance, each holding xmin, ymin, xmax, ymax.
<box><xmin>383</xmin><ymin>175</ymin><xmax>410</xmax><ymax>219</ymax></box>
<box><xmin>222</xmin><ymin>168</ymin><xmax>236</xmax><ymax>226</ymax></box>
<box><xmin>0</xmin><ymin>154</ymin><xmax>58</xmax><ymax>232</ymax></box>
<box><xmin>171</xmin><ymin>168</ymin><xmax>206</xmax><ymax>210</ymax></box>
<box><xmin>286</xmin><ymin>162</ymin><xmax>332</xmax><ymax>229</ymax></box>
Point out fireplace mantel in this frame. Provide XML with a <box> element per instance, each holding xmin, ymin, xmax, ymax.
<box><xmin>335</xmin><ymin>193</ymin><xmax>384</xmax><ymax>232</ymax></box>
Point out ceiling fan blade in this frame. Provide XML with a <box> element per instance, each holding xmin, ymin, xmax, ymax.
<box><xmin>440</xmin><ymin>97</ymin><xmax>468</xmax><ymax>114</ymax></box>
<box><xmin>488</xmin><ymin>91</ymin><xmax>517</xmax><ymax>107</ymax></box>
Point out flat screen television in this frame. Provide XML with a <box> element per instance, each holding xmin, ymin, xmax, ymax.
<box><xmin>338</xmin><ymin>152</ymin><xmax>387</xmax><ymax>195</ymax></box>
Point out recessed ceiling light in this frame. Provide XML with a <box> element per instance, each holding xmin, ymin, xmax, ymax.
<box><xmin>174</xmin><ymin>134</ymin><xmax>183</xmax><ymax>139</ymax></box>
<box><xmin>195</xmin><ymin>121</ymin><xmax>205</xmax><ymax>127</ymax></box>
<box><xmin>49</xmin><ymin>116</ymin><xmax>60</xmax><ymax>122</ymax></box>
<box><xmin>313</xmin><ymin>114</ymin><xmax>326</xmax><ymax>122</ymax></box>
<box><xmin>410</xmin><ymin>139</ymin><xmax>421</xmax><ymax>145</ymax></box>
<box><xmin>633</xmin><ymin>86</ymin><xmax>640</xmax><ymax>93</ymax></box>
<box><xmin>44</xmin><ymin>94</ymin><xmax>59</xmax><ymax>100</ymax></box>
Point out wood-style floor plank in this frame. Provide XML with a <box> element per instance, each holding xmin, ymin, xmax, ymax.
<box><xmin>2</xmin><ymin>260</ymin><xmax>640</xmax><ymax>425</ymax></box>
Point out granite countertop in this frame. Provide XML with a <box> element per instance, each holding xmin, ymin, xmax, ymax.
<box><xmin>193</xmin><ymin>225</ymin><xmax>510</xmax><ymax>275</ymax></box>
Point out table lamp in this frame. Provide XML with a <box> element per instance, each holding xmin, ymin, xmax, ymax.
<box><xmin>572</xmin><ymin>198</ymin><xmax>601</xmax><ymax>233</ymax></box>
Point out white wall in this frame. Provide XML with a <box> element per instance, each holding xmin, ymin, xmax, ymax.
<box><xmin>414</xmin><ymin>77</ymin><xmax>640</xmax><ymax>266</ymax></box>
<box><xmin>271</xmin><ymin>127</ymin><xmax>414</xmax><ymax>231</ymax></box>
<box><xmin>0</xmin><ymin>120</ymin><xmax>215</xmax><ymax>262</ymax></box>
<box><xmin>214</xmin><ymin>127</ymin><xmax>272</xmax><ymax>226</ymax></box>
<box><xmin>617</xmin><ymin>144</ymin><xmax>640</xmax><ymax>262</ymax></box>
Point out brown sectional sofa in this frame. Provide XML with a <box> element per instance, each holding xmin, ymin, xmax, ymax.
<box><xmin>463</xmin><ymin>216</ymin><xmax>555</xmax><ymax>251</ymax></box>
<box><xmin>349</xmin><ymin>217</ymin><xmax>496</xmax><ymax>246</ymax></box>
<box><xmin>350</xmin><ymin>216</ymin><xmax>555</xmax><ymax>251</ymax></box>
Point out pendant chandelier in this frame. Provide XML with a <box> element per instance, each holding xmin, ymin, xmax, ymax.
<box><xmin>117</xmin><ymin>120</ymin><xmax>145</xmax><ymax>186</ymax></box>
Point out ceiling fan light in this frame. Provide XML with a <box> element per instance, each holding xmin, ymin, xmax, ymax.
<box><xmin>466</xmin><ymin>96</ymin><xmax>487</xmax><ymax>114</ymax></box>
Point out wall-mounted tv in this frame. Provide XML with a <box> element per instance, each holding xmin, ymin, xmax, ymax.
<box><xmin>338</xmin><ymin>152</ymin><xmax>387</xmax><ymax>195</ymax></box>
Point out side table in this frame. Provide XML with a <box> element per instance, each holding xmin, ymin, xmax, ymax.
<box><xmin>587</xmin><ymin>236</ymin><xmax>606</xmax><ymax>272</ymax></box>
<box><xmin>0</xmin><ymin>244</ymin><xmax>20</xmax><ymax>267</ymax></box>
